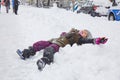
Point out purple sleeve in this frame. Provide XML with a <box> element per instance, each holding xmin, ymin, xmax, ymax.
<box><xmin>60</xmin><ymin>32</ymin><xmax>67</xmax><ymax>37</ymax></box>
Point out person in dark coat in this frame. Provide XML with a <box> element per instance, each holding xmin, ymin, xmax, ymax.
<box><xmin>17</xmin><ymin>28</ymin><xmax>108</xmax><ymax>71</ymax></box>
<box><xmin>4</xmin><ymin>0</ymin><xmax>10</xmax><ymax>13</ymax></box>
<box><xmin>14</xmin><ymin>0</ymin><xmax>19</xmax><ymax>15</ymax></box>
<box><xmin>0</xmin><ymin>0</ymin><xmax>1</xmax><ymax>13</ymax></box>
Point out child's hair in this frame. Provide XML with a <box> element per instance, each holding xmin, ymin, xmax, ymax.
<box><xmin>84</xmin><ymin>29</ymin><xmax>92</xmax><ymax>39</ymax></box>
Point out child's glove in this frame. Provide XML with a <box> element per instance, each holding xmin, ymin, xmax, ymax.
<box><xmin>95</xmin><ymin>37</ymin><xmax>108</xmax><ymax>45</ymax></box>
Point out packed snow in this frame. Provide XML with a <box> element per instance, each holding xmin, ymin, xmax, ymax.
<box><xmin>0</xmin><ymin>4</ymin><xmax>120</xmax><ymax>80</ymax></box>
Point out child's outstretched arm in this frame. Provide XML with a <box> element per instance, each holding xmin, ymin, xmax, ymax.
<box><xmin>77</xmin><ymin>37</ymin><xmax>108</xmax><ymax>45</ymax></box>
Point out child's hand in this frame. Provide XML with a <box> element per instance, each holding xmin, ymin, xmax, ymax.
<box><xmin>95</xmin><ymin>37</ymin><xmax>108</xmax><ymax>45</ymax></box>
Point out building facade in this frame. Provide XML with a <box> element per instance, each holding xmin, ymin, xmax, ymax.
<box><xmin>26</xmin><ymin>0</ymin><xmax>74</xmax><ymax>8</ymax></box>
<box><xmin>25</xmin><ymin>0</ymin><xmax>87</xmax><ymax>8</ymax></box>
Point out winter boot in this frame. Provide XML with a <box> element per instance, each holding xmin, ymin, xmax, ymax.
<box><xmin>36</xmin><ymin>57</ymin><xmax>51</xmax><ymax>71</ymax></box>
<box><xmin>28</xmin><ymin>46</ymin><xmax>36</xmax><ymax>56</ymax></box>
<box><xmin>36</xmin><ymin>58</ymin><xmax>46</xmax><ymax>71</ymax></box>
<box><xmin>22</xmin><ymin>49</ymin><xmax>31</xmax><ymax>59</ymax></box>
<box><xmin>22</xmin><ymin>46</ymin><xmax>36</xmax><ymax>59</ymax></box>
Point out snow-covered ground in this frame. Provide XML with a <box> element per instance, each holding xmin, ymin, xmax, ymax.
<box><xmin>0</xmin><ymin>5</ymin><xmax>120</xmax><ymax>80</ymax></box>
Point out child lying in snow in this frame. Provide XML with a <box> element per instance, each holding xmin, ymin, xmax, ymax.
<box><xmin>17</xmin><ymin>28</ymin><xmax>108</xmax><ymax>71</ymax></box>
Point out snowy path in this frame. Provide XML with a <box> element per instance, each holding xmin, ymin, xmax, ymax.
<box><xmin>0</xmin><ymin>5</ymin><xmax>120</xmax><ymax>80</ymax></box>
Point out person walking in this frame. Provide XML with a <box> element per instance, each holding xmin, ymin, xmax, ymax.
<box><xmin>14</xmin><ymin>0</ymin><xmax>19</xmax><ymax>15</ymax></box>
<box><xmin>0</xmin><ymin>0</ymin><xmax>1</xmax><ymax>13</ymax></box>
<box><xmin>4</xmin><ymin>0</ymin><xmax>10</xmax><ymax>13</ymax></box>
<box><xmin>12</xmin><ymin>0</ymin><xmax>14</xmax><ymax>12</ymax></box>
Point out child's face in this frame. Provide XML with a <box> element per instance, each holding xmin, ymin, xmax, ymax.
<box><xmin>79</xmin><ymin>30</ymin><xmax>88</xmax><ymax>38</ymax></box>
